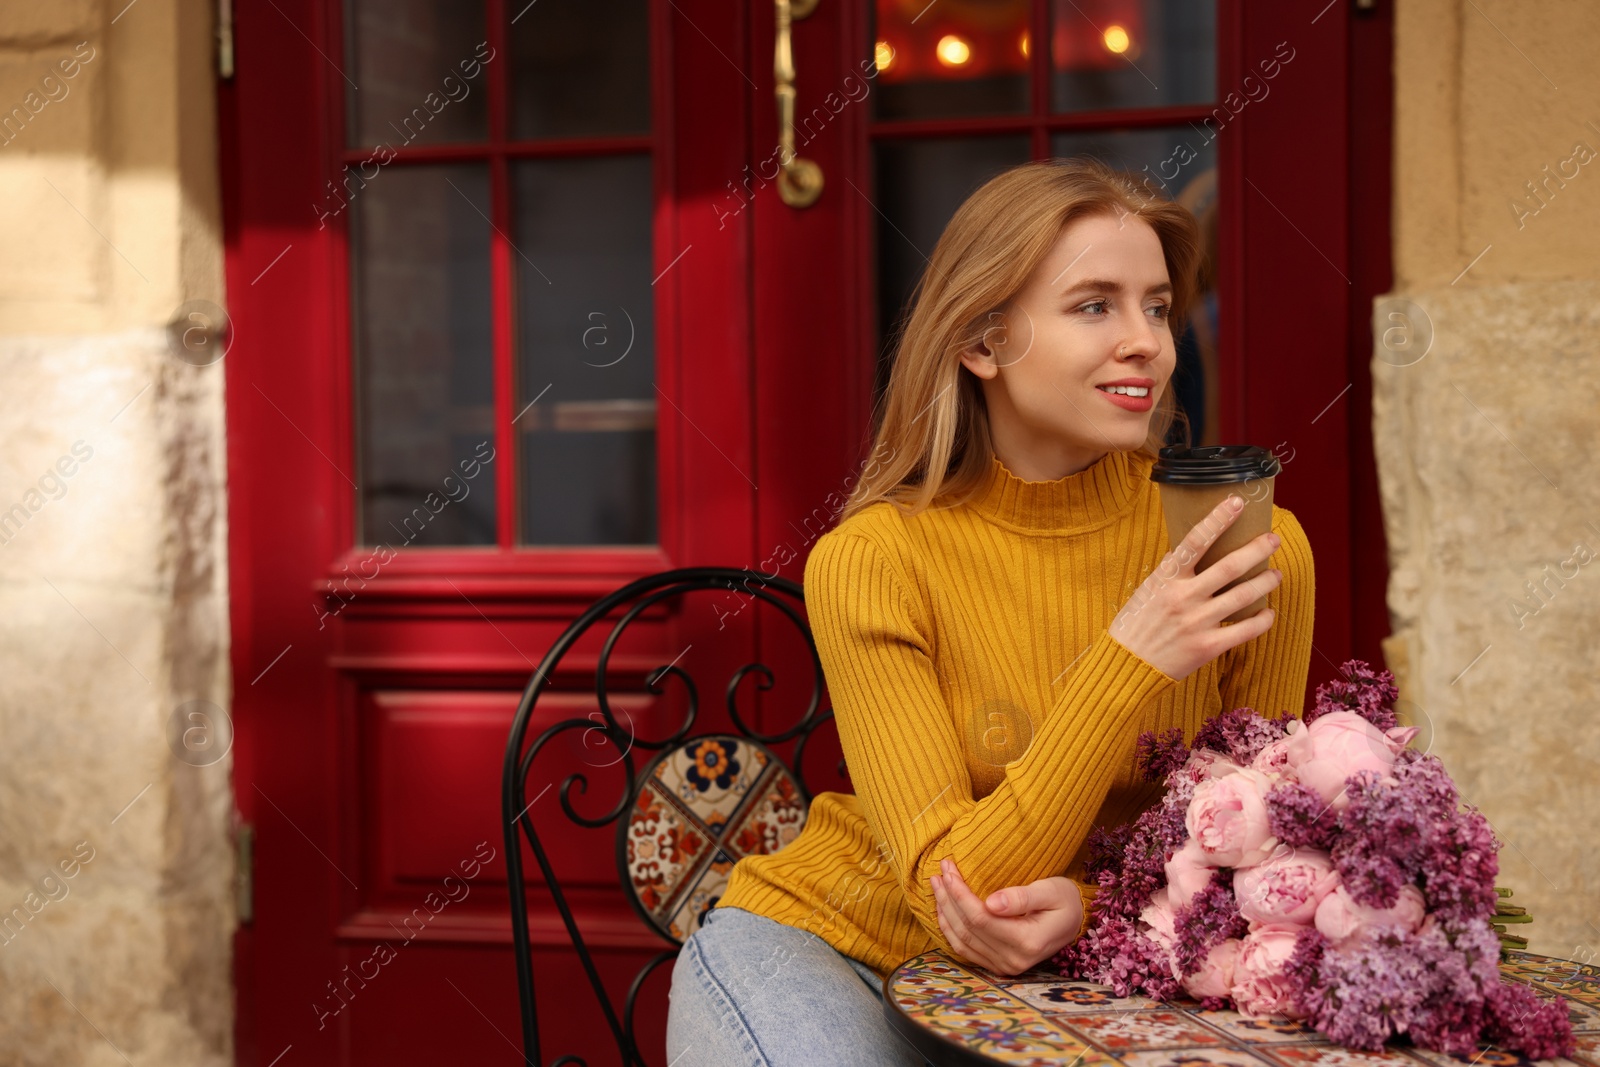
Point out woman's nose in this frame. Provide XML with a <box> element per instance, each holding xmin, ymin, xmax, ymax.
<box><xmin>1117</xmin><ymin>329</ymin><xmax>1159</xmax><ymax>359</ymax></box>
<box><xmin>1117</xmin><ymin>311</ymin><xmax>1164</xmax><ymax>358</ymax></box>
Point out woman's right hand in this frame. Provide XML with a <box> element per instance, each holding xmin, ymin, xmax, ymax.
<box><xmin>1108</xmin><ymin>494</ymin><xmax>1282</xmax><ymax>681</ymax></box>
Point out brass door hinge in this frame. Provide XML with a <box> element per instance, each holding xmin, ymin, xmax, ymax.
<box><xmin>236</xmin><ymin>822</ymin><xmax>254</xmax><ymax>924</ymax></box>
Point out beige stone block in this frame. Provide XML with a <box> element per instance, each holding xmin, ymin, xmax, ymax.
<box><xmin>1457</xmin><ymin>2</ymin><xmax>1600</xmax><ymax>282</ymax></box>
<box><xmin>0</xmin><ymin>157</ymin><xmax>106</xmax><ymax>305</ymax></box>
<box><xmin>1371</xmin><ymin>279</ymin><xmax>1600</xmax><ymax>960</ymax></box>
<box><xmin>0</xmin><ymin>0</ymin><xmax>99</xmax><ymax>45</ymax></box>
<box><xmin>0</xmin><ymin>326</ymin><xmax>231</xmax><ymax>1063</ymax></box>
<box><xmin>0</xmin><ymin>42</ymin><xmax>102</xmax><ymax>154</ymax></box>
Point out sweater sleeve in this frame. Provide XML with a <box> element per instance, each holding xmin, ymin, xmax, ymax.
<box><xmin>1217</xmin><ymin>504</ymin><xmax>1317</xmax><ymax>721</ymax></box>
<box><xmin>803</xmin><ymin>528</ymin><xmax>1178</xmax><ymax>947</ymax></box>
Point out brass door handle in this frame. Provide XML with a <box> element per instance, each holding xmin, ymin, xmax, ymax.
<box><xmin>775</xmin><ymin>0</ymin><xmax>824</xmax><ymax>208</ymax></box>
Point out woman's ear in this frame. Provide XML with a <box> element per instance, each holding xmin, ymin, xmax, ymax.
<box><xmin>957</xmin><ymin>311</ymin><xmax>1004</xmax><ymax>380</ymax></box>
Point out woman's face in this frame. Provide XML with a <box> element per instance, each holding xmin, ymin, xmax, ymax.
<box><xmin>960</xmin><ymin>211</ymin><xmax>1176</xmax><ymax>477</ymax></box>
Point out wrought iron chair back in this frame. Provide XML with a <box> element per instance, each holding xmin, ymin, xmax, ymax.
<box><xmin>501</xmin><ymin>567</ymin><xmax>836</xmax><ymax>1067</ymax></box>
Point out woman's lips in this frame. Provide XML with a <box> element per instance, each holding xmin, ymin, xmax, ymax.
<box><xmin>1095</xmin><ymin>386</ymin><xmax>1154</xmax><ymax>412</ymax></box>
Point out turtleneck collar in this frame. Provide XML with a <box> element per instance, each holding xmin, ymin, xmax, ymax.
<box><xmin>968</xmin><ymin>449</ymin><xmax>1149</xmax><ymax>534</ymax></box>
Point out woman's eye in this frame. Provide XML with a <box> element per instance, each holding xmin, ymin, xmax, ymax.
<box><xmin>1146</xmin><ymin>304</ymin><xmax>1171</xmax><ymax>321</ymax></box>
<box><xmin>1077</xmin><ymin>300</ymin><xmax>1108</xmax><ymax>315</ymax></box>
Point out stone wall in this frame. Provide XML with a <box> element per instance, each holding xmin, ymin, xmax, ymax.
<box><xmin>1378</xmin><ymin>0</ymin><xmax>1600</xmax><ymax>961</ymax></box>
<box><xmin>0</xmin><ymin>0</ymin><xmax>233</xmax><ymax>1063</ymax></box>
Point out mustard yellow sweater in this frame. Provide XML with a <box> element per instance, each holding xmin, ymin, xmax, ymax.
<box><xmin>718</xmin><ymin>447</ymin><xmax>1315</xmax><ymax>976</ymax></box>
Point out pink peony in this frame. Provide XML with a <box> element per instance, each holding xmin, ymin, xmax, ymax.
<box><xmin>1284</xmin><ymin>711</ymin><xmax>1417</xmax><ymax>810</ymax></box>
<box><xmin>1314</xmin><ymin>882</ymin><xmax>1425</xmax><ymax>945</ymax></box>
<box><xmin>1182</xmin><ymin>938</ymin><xmax>1242</xmax><ymax>1000</ymax></box>
<box><xmin>1233</xmin><ymin>847</ymin><xmax>1341</xmax><ymax>927</ymax></box>
<box><xmin>1231</xmin><ymin>924</ymin><xmax>1305</xmax><ymax>1017</ymax></box>
<box><xmin>1165</xmin><ymin>839</ymin><xmax>1216</xmax><ymax>910</ymax></box>
<box><xmin>1185</xmin><ymin>767</ymin><xmax>1278</xmax><ymax>867</ymax></box>
<box><xmin>1189</xmin><ymin>749</ymin><xmax>1243</xmax><ymax>780</ymax></box>
<box><xmin>1137</xmin><ymin>889</ymin><xmax>1183</xmax><ymax>980</ymax></box>
<box><xmin>1251</xmin><ymin>733</ymin><xmax>1296</xmax><ymax>780</ymax></box>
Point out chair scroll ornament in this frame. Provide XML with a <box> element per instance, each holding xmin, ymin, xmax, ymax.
<box><xmin>501</xmin><ymin>567</ymin><xmax>835</xmax><ymax>1067</ymax></box>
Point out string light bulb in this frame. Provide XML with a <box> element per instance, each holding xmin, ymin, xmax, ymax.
<box><xmin>936</xmin><ymin>34</ymin><xmax>972</xmax><ymax>67</ymax></box>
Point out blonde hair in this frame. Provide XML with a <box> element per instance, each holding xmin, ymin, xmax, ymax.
<box><xmin>842</xmin><ymin>158</ymin><xmax>1203</xmax><ymax>523</ymax></box>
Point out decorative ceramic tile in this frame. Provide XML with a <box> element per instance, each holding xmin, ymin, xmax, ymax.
<box><xmin>1560</xmin><ymin>999</ymin><xmax>1600</xmax><ymax>1033</ymax></box>
<box><xmin>1532</xmin><ymin>977</ymin><xmax>1600</xmax><ymax>1012</ymax></box>
<box><xmin>1408</xmin><ymin>1046</ymin><xmax>1586</xmax><ymax>1067</ymax></box>
<box><xmin>1569</xmin><ymin>1032</ymin><xmax>1600</xmax><ymax>1067</ymax></box>
<box><xmin>1262</xmin><ymin>1044</ymin><xmax>1432</xmax><ymax>1067</ymax></box>
<box><xmin>664</xmin><ymin>851</ymin><xmax>733</xmax><ymax>942</ymax></box>
<box><xmin>1008</xmin><ymin>981</ymin><xmax>1166</xmax><ymax>1015</ymax></box>
<box><xmin>1063</xmin><ymin>1010</ymin><xmax>1232</xmax><ymax>1051</ymax></box>
<box><xmin>923</xmin><ymin>1014</ymin><xmax>1104</xmax><ymax>1063</ymax></box>
<box><xmin>887</xmin><ymin>949</ymin><xmax>1583</xmax><ymax>1067</ymax></box>
<box><xmin>1503</xmin><ymin>953</ymin><xmax>1600</xmax><ymax>1010</ymax></box>
<box><xmin>651</xmin><ymin>737</ymin><xmax>769</xmax><ymax>834</ymax></box>
<box><xmin>624</xmin><ymin>781</ymin><xmax>708</xmax><ymax>921</ymax></box>
<box><xmin>1119</xmin><ymin>1049</ymin><xmax>1279</xmax><ymax>1067</ymax></box>
<box><xmin>1197</xmin><ymin>1012</ymin><xmax>1325</xmax><ymax>1044</ymax></box>
<box><xmin>618</xmin><ymin>735</ymin><xmax>807</xmax><ymax>944</ymax></box>
<box><xmin>725</xmin><ymin>770</ymin><xmax>806</xmax><ymax>859</ymax></box>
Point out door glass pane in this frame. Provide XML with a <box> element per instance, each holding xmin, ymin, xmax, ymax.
<box><xmin>345</xmin><ymin>0</ymin><xmax>489</xmax><ymax>147</ymax></box>
<box><xmin>511</xmin><ymin>0</ymin><xmax>650</xmax><ymax>138</ymax></box>
<box><xmin>514</xmin><ymin>156</ymin><xmax>656</xmax><ymax>545</ymax></box>
<box><xmin>1051</xmin><ymin>128</ymin><xmax>1221</xmax><ymax>445</ymax></box>
<box><xmin>871</xmin><ymin>0</ymin><xmax>1030</xmax><ymax>120</ymax></box>
<box><xmin>873</xmin><ymin>136</ymin><xmax>1031</xmax><ymax>396</ymax></box>
<box><xmin>1051</xmin><ymin>0</ymin><xmax>1214</xmax><ymax>113</ymax></box>
<box><xmin>354</xmin><ymin>165</ymin><xmax>497</xmax><ymax>545</ymax></box>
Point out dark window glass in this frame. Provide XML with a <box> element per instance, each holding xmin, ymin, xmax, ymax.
<box><xmin>353</xmin><ymin>165</ymin><xmax>498</xmax><ymax>545</ymax></box>
<box><xmin>514</xmin><ymin>156</ymin><xmax>656</xmax><ymax>545</ymax></box>
<box><xmin>510</xmin><ymin>0</ymin><xmax>650</xmax><ymax>138</ymax></box>
<box><xmin>873</xmin><ymin>136</ymin><xmax>1031</xmax><ymax>398</ymax></box>
<box><xmin>345</xmin><ymin>0</ymin><xmax>489</xmax><ymax>148</ymax></box>
<box><xmin>871</xmin><ymin>0</ymin><xmax>1030</xmax><ymax>120</ymax></box>
<box><xmin>1051</xmin><ymin>0</ymin><xmax>1215</xmax><ymax>113</ymax></box>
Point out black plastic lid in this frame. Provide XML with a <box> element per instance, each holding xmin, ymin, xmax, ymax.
<box><xmin>1149</xmin><ymin>445</ymin><xmax>1281</xmax><ymax>485</ymax></box>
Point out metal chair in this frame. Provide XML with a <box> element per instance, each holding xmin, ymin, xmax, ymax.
<box><xmin>501</xmin><ymin>567</ymin><xmax>839</xmax><ymax>1067</ymax></box>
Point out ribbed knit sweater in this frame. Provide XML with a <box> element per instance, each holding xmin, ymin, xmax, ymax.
<box><xmin>717</xmin><ymin>447</ymin><xmax>1315</xmax><ymax>977</ymax></box>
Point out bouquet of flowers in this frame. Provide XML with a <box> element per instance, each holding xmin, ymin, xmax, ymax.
<box><xmin>1052</xmin><ymin>660</ymin><xmax>1573</xmax><ymax>1060</ymax></box>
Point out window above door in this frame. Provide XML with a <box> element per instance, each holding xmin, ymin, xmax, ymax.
<box><xmin>340</xmin><ymin>0</ymin><xmax>660</xmax><ymax>550</ymax></box>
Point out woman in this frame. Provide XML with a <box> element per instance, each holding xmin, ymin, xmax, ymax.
<box><xmin>665</xmin><ymin>159</ymin><xmax>1315</xmax><ymax>1066</ymax></box>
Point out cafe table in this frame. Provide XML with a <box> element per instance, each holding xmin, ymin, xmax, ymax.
<box><xmin>882</xmin><ymin>949</ymin><xmax>1600</xmax><ymax>1067</ymax></box>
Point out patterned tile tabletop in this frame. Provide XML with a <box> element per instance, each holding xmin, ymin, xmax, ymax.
<box><xmin>883</xmin><ymin>950</ymin><xmax>1600</xmax><ymax>1067</ymax></box>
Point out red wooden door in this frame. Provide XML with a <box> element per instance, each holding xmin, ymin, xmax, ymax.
<box><xmin>222</xmin><ymin>1</ymin><xmax>1388</xmax><ymax>1064</ymax></box>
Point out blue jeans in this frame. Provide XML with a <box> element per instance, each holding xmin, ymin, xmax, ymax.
<box><xmin>665</xmin><ymin>906</ymin><xmax>929</xmax><ymax>1067</ymax></box>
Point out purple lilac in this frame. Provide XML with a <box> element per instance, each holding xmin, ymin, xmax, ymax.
<box><xmin>1138</xmin><ymin>727</ymin><xmax>1190</xmax><ymax>783</ymax></box>
<box><xmin>1333</xmin><ymin>771</ymin><xmax>1427</xmax><ymax>908</ymax></box>
<box><xmin>1391</xmin><ymin>749</ymin><xmax>1460</xmax><ymax>817</ymax></box>
<box><xmin>1417</xmin><ymin>805</ymin><xmax>1500</xmax><ymax>922</ymax></box>
<box><xmin>1283</xmin><ymin>925</ymin><xmax>1329</xmax><ymax>1013</ymax></box>
<box><xmin>1483</xmin><ymin>980</ymin><xmax>1574</xmax><ymax>1061</ymax></box>
<box><xmin>1266</xmin><ymin>781</ymin><xmax>1340</xmax><ymax>851</ymax></box>
<box><xmin>1190</xmin><ymin>707</ymin><xmax>1289</xmax><ymax>765</ymax></box>
<box><xmin>1084</xmin><ymin>823</ymin><xmax>1136</xmax><ymax>881</ymax></box>
<box><xmin>1307</xmin><ymin>935</ymin><xmax>1431</xmax><ymax>1050</ymax></box>
<box><xmin>1171</xmin><ymin>870</ymin><xmax>1248</xmax><ymax>978</ymax></box>
<box><xmin>1054</xmin><ymin>914</ymin><xmax>1180</xmax><ymax>1001</ymax></box>
<box><xmin>1307</xmin><ymin>659</ymin><xmax>1400</xmax><ymax>730</ymax></box>
<box><xmin>1094</xmin><ymin>817</ymin><xmax>1172</xmax><ymax>919</ymax></box>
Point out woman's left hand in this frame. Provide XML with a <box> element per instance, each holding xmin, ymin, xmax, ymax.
<box><xmin>930</xmin><ymin>860</ymin><xmax>1085</xmax><ymax>975</ymax></box>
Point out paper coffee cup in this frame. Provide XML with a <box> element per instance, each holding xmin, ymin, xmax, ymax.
<box><xmin>1150</xmin><ymin>445</ymin><xmax>1281</xmax><ymax>624</ymax></box>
